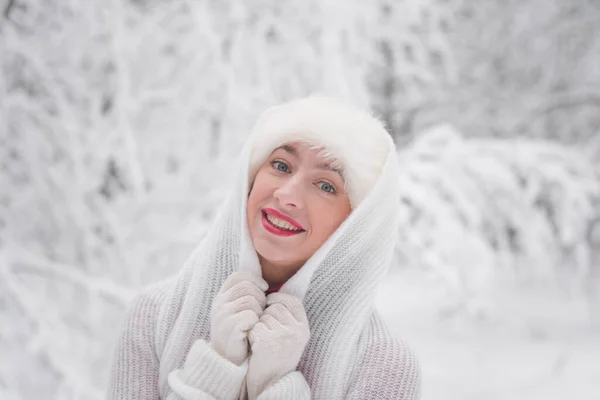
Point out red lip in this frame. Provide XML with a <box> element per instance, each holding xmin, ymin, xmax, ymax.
<box><xmin>261</xmin><ymin>212</ymin><xmax>303</xmax><ymax>236</ymax></box>
<box><xmin>262</xmin><ymin>208</ymin><xmax>305</xmax><ymax>230</ymax></box>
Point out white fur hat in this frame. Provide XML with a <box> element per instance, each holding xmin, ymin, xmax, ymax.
<box><xmin>247</xmin><ymin>95</ymin><xmax>394</xmax><ymax>208</ymax></box>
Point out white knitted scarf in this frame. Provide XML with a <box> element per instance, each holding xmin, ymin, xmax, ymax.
<box><xmin>153</xmin><ymin>117</ymin><xmax>401</xmax><ymax>399</ymax></box>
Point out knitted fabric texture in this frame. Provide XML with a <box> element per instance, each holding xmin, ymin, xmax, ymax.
<box><xmin>107</xmin><ymin>96</ymin><xmax>421</xmax><ymax>399</ymax></box>
<box><xmin>209</xmin><ymin>271</ymin><xmax>268</xmax><ymax>367</ymax></box>
<box><xmin>245</xmin><ymin>292</ymin><xmax>311</xmax><ymax>399</ymax></box>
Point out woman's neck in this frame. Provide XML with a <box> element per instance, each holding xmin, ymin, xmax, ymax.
<box><xmin>258</xmin><ymin>254</ymin><xmax>304</xmax><ymax>288</ymax></box>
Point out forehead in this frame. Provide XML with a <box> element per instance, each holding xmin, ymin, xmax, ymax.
<box><xmin>272</xmin><ymin>142</ymin><xmax>344</xmax><ymax>176</ymax></box>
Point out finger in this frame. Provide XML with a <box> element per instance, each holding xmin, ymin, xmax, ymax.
<box><xmin>248</xmin><ymin>321</ymin><xmax>270</xmax><ymax>347</ymax></box>
<box><xmin>226</xmin><ymin>294</ymin><xmax>264</xmax><ymax>317</ymax></box>
<box><xmin>266</xmin><ymin>292</ymin><xmax>307</xmax><ymax>322</ymax></box>
<box><xmin>235</xmin><ymin>309</ymin><xmax>260</xmax><ymax>332</ymax></box>
<box><xmin>263</xmin><ymin>302</ymin><xmax>298</xmax><ymax>326</ymax></box>
<box><xmin>221</xmin><ymin>271</ymin><xmax>268</xmax><ymax>293</ymax></box>
<box><xmin>258</xmin><ymin>311</ymin><xmax>283</xmax><ymax>331</ymax></box>
<box><xmin>223</xmin><ymin>280</ymin><xmax>267</xmax><ymax>308</ymax></box>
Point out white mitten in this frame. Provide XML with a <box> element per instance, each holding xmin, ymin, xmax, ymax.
<box><xmin>210</xmin><ymin>271</ymin><xmax>269</xmax><ymax>366</ymax></box>
<box><xmin>246</xmin><ymin>292</ymin><xmax>311</xmax><ymax>400</ymax></box>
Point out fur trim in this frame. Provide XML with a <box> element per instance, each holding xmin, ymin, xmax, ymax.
<box><xmin>247</xmin><ymin>95</ymin><xmax>394</xmax><ymax>208</ymax></box>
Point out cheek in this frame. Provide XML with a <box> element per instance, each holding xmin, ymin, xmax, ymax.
<box><xmin>248</xmin><ymin>172</ymin><xmax>273</xmax><ymax>210</ymax></box>
<box><xmin>309</xmin><ymin>203</ymin><xmax>348</xmax><ymax>237</ymax></box>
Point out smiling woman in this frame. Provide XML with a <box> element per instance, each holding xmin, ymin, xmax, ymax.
<box><xmin>107</xmin><ymin>95</ymin><xmax>421</xmax><ymax>400</ymax></box>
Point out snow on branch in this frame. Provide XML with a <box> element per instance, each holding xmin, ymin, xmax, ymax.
<box><xmin>0</xmin><ymin>247</ymin><xmax>135</xmax><ymax>398</ymax></box>
<box><xmin>395</xmin><ymin>124</ymin><xmax>600</xmax><ymax>313</ymax></box>
<box><xmin>5</xmin><ymin>247</ymin><xmax>135</xmax><ymax>304</ymax></box>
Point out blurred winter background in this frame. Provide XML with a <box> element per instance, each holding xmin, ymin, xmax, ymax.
<box><xmin>1</xmin><ymin>0</ymin><xmax>599</xmax><ymax>399</ymax></box>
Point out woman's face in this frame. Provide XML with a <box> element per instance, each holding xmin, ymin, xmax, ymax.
<box><xmin>247</xmin><ymin>142</ymin><xmax>351</xmax><ymax>275</ymax></box>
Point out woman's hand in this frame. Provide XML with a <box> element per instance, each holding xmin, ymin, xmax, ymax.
<box><xmin>246</xmin><ymin>292</ymin><xmax>310</xmax><ymax>399</ymax></box>
<box><xmin>210</xmin><ymin>271</ymin><xmax>269</xmax><ymax>366</ymax></box>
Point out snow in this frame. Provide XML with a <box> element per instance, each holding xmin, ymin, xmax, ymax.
<box><xmin>2</xmin><ymin>0</ymin><xmax>600</xmax><ymax>398</ymax></box>
<box><xmin>2</xmin><ymin>128</ymin><xmax>599</xmax><ymax>400</ymax></box>
<box><xmin>376</xmin><ymin>269</ymin><xmax>600</xmax><ymax>400</ymax></box>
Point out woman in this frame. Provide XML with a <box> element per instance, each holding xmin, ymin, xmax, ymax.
<box><xmin>108</xmin><ymin>96</ymin><xmax>421</xmax><ymax>399</ymax></box>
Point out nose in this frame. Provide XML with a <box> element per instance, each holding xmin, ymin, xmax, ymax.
<box><xmin>273</xmin><ymin>175</ymin><xmax>305</xmax><ymax>209</ymax></box>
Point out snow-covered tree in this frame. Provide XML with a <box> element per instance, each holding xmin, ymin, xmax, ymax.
<box><xmin>2</xmin><ymin>1</ymin><xmax>599</xmax><ymax>398</ymax></box>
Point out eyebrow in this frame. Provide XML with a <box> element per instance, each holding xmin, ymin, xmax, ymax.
<box><xmin>280</xmin><ymin>144</ymin><xmax>298</xmax><ymax>157</ymax></box>
<box><xmin>276</xmin><ymin>144</ymin><xmax>345</xmax><ymax>179</ymax></box>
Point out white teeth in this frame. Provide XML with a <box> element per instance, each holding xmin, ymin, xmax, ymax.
<box><xmin>266</xmin><ymin>213</ymin><xmax>301</xmax><ymax>231</ymax></box>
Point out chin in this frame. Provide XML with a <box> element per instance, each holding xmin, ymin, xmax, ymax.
<box><xmin>255</xmin><ymin>242</ymin><xmax>291</xmax><ymax>264</ymax></box>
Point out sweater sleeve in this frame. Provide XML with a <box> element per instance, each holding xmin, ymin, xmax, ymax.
<box><xmin>345</xmin><ymin>315</ymin><xmax>421</xmax><ymax>400</ymax></box>
<box><xmin>107</xmin><ymin>284</ymin><xmax>168</xmax><ymax>400</ymax></box>
<box><xmin>107</xmin><ymin>283</ymin><xmax>249</xmax><ymax>400</ymax></box>
<box><xmin>167</xmin><ymin>339</ymin><xmax>248</xmax><ymax>400</ymax></box>
<box><xmin>255</xmin><ymin>371</ymin><xmax>311</xmax><ymax>400</ymax></box>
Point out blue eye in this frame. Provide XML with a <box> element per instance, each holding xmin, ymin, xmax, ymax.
<box><xmin>271</xmin><ymin>160</ymin><xmax>290</xmax><ymax>173</ymax></box>
<box><xmin>318</xmin><ymin>181</ymin><xmax>336</xmax><ymax>194</ymax></box>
